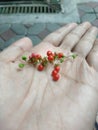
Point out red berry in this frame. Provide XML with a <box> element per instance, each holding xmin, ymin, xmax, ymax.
<box><xmin>51</xmin><ymin>70</ymin><xmax>58</xmax><ymax>76</ymax></box>
<box><xmin>37</xmin><ymin>64</ymin><xmax>44</xmax><ymax>71</ymax></box>
<box><xmin>48</xmin><ymin>55</ymin><xmax>54</xmax><ymax>61</ymax></box>
<box><xmin>36</xmin><ymin>54</ymin><xmax>42</xmax><ymax>59</ymax></box>
<box><xmin>58</xmin><ymin>52</ymin><xmax>64</xmax><ymax>58</ymax></box>
<box><xmin>47</xmin><ymin>51</ymin><xmax>53</xmax><ymax>56</ymax></box>
<box><xmin>54</xmin><ymin>66</ymin><xmax>60</xmax><ymax>72</ymax></box>
<box><xmin>31</xmin><ymin>53</ymin><xmax>36</xmax><ymax>58</ymax></box>
<box><xmin>53</xmin><ymin>73</ymin><xmax>60</xmax><ymax>81</ymax></box>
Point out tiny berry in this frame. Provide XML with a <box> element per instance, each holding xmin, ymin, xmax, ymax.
<box><xmin>54</xmin><ymin>66</ymin><xmax>60</xmax><ymax>72</ymax></box>
<box><xmin>47</xmin><ymin>51</ymin><xmax>53</xmax><ymax>56</ymax></box>
<box><xmin>36</xmin><ymin>54</ymin><xmax>42</xmax><ymax>59</ymax></box>
<box><xmin>51</xmin><ymin>70</ymin><xmax>58</xmax><ymax>77</ymax></box>
<box><xmin>37</xmin><ymin>64</ymin><xmax>44</xmax><ymax>71</ymax></box>
<box><xmin>58</xmin><ymin>52</ymin><xmax>64</xmax><ymax>58</ymax></box>
<box><xmin>48</xmin><ymin>55</ymin><xmax>54</xmax><ymax>61</ymax></box>
<box><xmin>53</xmin><ymin>73</ymin><xmax>60</xmax><ymax>81</ymax></box>
<box><xmin>31</xmin><ymin>53</ymin><xmax>36</xmax><ymax>58</ymax></box>
<box><xmin>22</xmin><ymin>56</ymin><xmax>27</xmax><ymax>61</ymax></box>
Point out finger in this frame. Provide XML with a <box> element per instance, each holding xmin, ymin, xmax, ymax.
<box><xmin>87</xmin><ymin>39</ymin><xmax>98</xmax><ymax>71</ymax></box>
<box><xmin>43</xmin><ymin>23</ymin><xmax>77</xmax><ymax>46</ymax></box>
<box><xmin>0</xmin><ymin>37</ymin><xmax>33</xmax><ymax>62</ymax></box>
<box><xmin>73</xmin><ymin>26</ymin><xmax>98</xmax><ymax>57</ymax></box>
<box><xmin>60</xmin><ymin>22</ymin><xmax>91</xmax><ymax>51</ymax></box>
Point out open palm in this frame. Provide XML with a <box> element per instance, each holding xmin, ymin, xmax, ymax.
<box><xmin>0</xmin><ymin>22</ymin><xmax>98</xmax><ymax>130</ymax></box>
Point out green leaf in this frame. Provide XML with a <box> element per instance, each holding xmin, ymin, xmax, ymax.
<box><xmin>54</xmin><ymin>64</ymin><xmax>60</xmax><ymax>67</ymax></box>
<box><xmin>60</xmin><ymin>58</ymin><xmax>64</xmax><ymax>63</ymax></box>
<box><xmin>33</xmin><ymin>60</ymin><xmax>39</xmax><ymax>65</ymax></box>
<box><xmin>62</xmin><ymin>55</ymin><xmax>66</xmax><ymax>58</ymax></box>
<box><xmin>54</xmin><ymin>55</ymin><xmax>58</xmax><ymax>60</ymax></box>
<box><xmin>19</xmin><ymin>63</ymin><xmax>25</xmax><ymax>68</ymax></box>
<box><xmin>72</xmin><ymin>54</ymin><xmax>77</xmax><ymax>59</ymax></box>
<box><xmin>22</xmin><ymin>56</ymin><xmax>27</xmax><ymax>61</ymax></box>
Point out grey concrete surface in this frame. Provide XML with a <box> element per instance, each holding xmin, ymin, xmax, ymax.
<box><xmin>0</xmin><ymin>0</ymin><xmax>80</xmax><ymax>24</ymax></box>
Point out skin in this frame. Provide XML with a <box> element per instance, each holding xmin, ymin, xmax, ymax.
<box><xmin>0</xmin><ymin>22</ymin><xmax>98</xmax><ymax>130</ymax></box>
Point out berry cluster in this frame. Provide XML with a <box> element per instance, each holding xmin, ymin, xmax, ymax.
<box><xmin>19</xmin><ymin>50</ymin><xmax>77</xmax><ymax>81</ymax></box>
<box><xmin>51</xmin><ymin>65</ymin><xmax>60</xmax><ymax>81</ymax></box>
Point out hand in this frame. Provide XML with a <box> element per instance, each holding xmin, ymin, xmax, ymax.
<box><xmin>0</xmin><ymin>22</ymin><xmax>98</xmax><ymax>130</ymax></box>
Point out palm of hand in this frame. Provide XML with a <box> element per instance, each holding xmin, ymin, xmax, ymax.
<box><xmin>0</xmin><ymin>22</ymin><xmax>98</xmax><ymax>130</ymax></box>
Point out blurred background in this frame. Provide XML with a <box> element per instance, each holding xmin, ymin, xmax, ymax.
<box><xmin>0</xmin><ymin>0</ymin><xmax>98</xmax><ymax>49</ymax></box>
<box><xmin>0</xmin><ymin>0</ymin><xmax>98</xmax><ymax>129</ymax></box>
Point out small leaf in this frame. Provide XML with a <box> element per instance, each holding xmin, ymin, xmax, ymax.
<box><xmin>33</xmin><ymin>61</ymin><xmax>38</xmax><ymax>65</ymax></box>
<box><xmin>54</xmin><ymin>55</ymin><xmax>58</xmax><ymax>60</ymax></box>
<box><xmin>54</xmin><ymin>64</ymin><xmax>60</xmax><ymax>67</ymax></box>
<box><xmin>72</xmin><ymin>54</ymin><xmax>77</xmax><ymax>59</ymax></box>
<box><xmin>19</xmin><ymin>63</ymin><xmax>25</xmax><ymax>68</ymax></box>
<box><xmin>60</xmin><ymin>58</ymin><xmax>64</xmax><ymax>63</ymax></box>
<box><xmin>62</xmin><ymin>55</ymin><xmax>66</xmax><ymax>58</ymax></box>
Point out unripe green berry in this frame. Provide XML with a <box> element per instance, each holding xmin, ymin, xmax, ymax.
<box><xmin>22</xmin><ymin>56</ymin><xmax>27</xmax><ymax>61</ymax></box>
<box><xmin>19</xmin><ymin>63</ymin><xmax>25</xmax><ymax>68</ymax></box>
